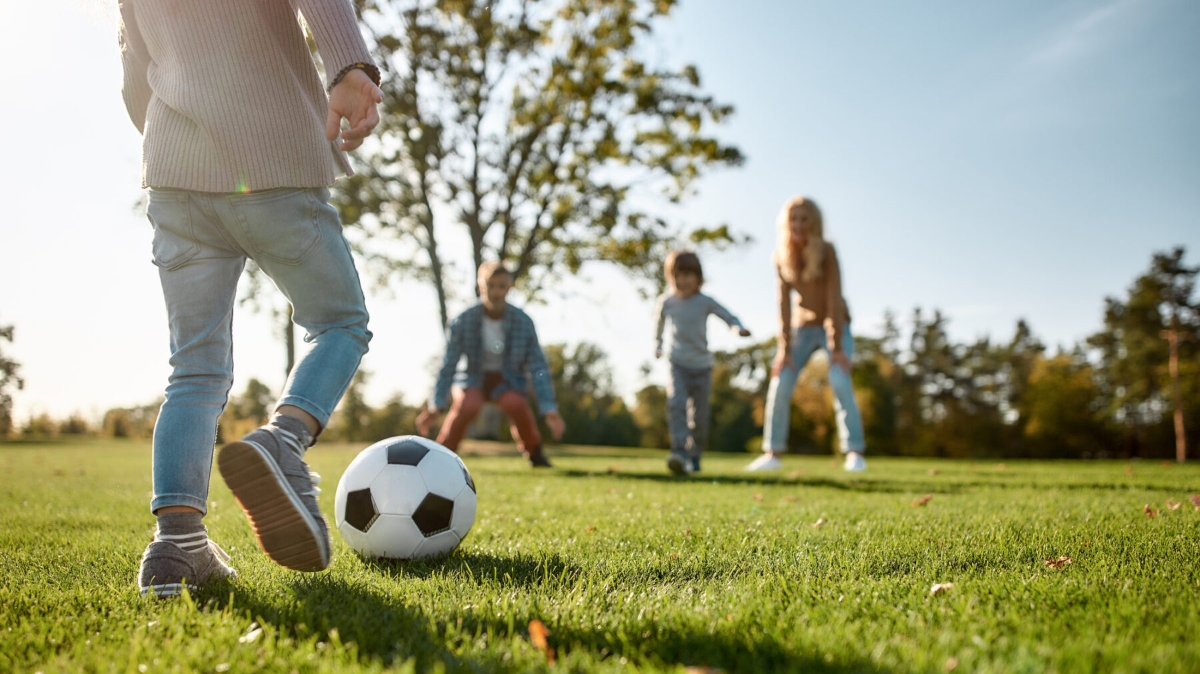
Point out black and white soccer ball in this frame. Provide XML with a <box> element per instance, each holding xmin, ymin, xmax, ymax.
<box><xmin>334</xmin><ymin>435</ymin><xmax>477</xmax><ymax>559</ymax></box>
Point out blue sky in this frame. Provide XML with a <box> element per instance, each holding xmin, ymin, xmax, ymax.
<box><xmin>1</xmin><ymin>0</ymin><xmax>1197</xmax><ymax>424</ymax></box>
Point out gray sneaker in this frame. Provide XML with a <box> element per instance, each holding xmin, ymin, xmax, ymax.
<box><xmin>218</xmin><ymin>423</ymin><xmax>330</xmax><ymax>572</ymax></box>
<box><xmin>138</xmin><ymin>537</ymin><xmax>236</xmax><ymax>598</ymax></box>
<box><xmin>667</xmin><ymin>452</ymin><xmax>690</xmax><ymax>476</ymax></box>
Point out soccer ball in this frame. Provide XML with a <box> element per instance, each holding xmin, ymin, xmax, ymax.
<box><xmin>334</xmin><ymin>435</ymin><xmax>477</xmax><ymax>559</ymax></box>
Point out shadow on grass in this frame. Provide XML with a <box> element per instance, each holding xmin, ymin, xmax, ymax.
<box><xmin>196</xmin><ymin>553</ymin><xmax>890</xmax><ymax>674</ymax></box>
<box><xmin>554</xmin><ymin>468</ymin><xmax>1176</xmax><ymax>496</ymax></box>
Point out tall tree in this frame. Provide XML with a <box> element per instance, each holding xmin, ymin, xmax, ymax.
<box><xmin>336</xmin><ymin>0</ymin><xmax>745</xmax><ymax>329</ymax></box>
<box><xmin>0</xmin><ymin>321</ymin><xmax>23</xmax><ymax>439</ymax></box>
<box><xmin>1089</xmin><ymin>247</ymin><xmax>1198</xmax><ymax>460</ymax></box>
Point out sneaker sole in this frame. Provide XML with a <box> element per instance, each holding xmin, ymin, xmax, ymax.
<box><xmin>667</xmin><ymin>455</ymin><xmax>688</xmax><ymax>475</ymax></box>
<box><xmin>218</xmin><ymin>440</ymin><xmax>330</xmax><ymax>572</ymax></box>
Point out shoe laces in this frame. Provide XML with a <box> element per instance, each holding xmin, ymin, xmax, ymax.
<box><xmin>207</xmin><ymin>539</ymin><xmax>232</xmax><ymax>564</ymax></box>
<box><xmin>307</xmin><ymin>471</ymin><xmax>321</xmax><ymax>496</ymax></box>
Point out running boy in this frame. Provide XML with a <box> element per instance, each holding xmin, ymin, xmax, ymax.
<box><xmin>120</xmin><ymin>0</ymin><xmax>383</xmax><ymax>596</ymax></box>
<box><xmin>417</xmin><ymin>262</ymin><xmax>566</xmax><ymax>466</ymax></box>
<box><xmin>654</xmin><ymin>251</ymin><xmax>751</xmax><ymax>474</ymax></box>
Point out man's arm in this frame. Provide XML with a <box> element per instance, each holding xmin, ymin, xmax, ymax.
<box><xmin>431</xmin><ymin>318</ymin><xmax>465</xmax><ymax>412</ymax></box>
<box><xmin>118</xmin><ymin>1</ymin><xmax>151</xmax><ymax>133</ymax></box>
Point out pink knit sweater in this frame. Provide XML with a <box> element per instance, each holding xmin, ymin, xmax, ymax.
<box><xmin>118</xmin><ymin>0</ymin><xmax>375</xmax><ymax>192</ymax></box>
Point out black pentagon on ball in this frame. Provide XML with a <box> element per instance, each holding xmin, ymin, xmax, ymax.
<box><xmin>462</xmin><ymin>464</ymin><xmax>476</xmax><ymax>494</ymax></box>
<box><xmin>412</xmin><ymin>493</ymin><xmax>454</xmax><ymax>537</ymax></box>
<box><xmin>344</xmin><ymin>488</ymin><xmax>379</xmax><ymax>532</ymax></box>
<box><xmin>387</xmin><ymin>439</ymin><xmax>430</xmax><ymax>466</ymax></box>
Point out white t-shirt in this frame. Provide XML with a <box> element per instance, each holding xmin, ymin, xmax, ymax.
<box><xmin>482</xmin><ymin>316</ymin><xmax>505</xmax><ymax>372</ymax></box>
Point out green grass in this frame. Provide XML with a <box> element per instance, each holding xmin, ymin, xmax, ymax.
<box><xmin>2</xmin><ymin>439</ymin><xmax>1199</xmax><ymax>673</ymax></box>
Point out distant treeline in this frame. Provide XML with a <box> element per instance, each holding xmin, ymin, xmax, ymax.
<box><xmin>6</xmin><ymin>248</ymin><xmax>1197</xmax><ymax>460</ymax></box>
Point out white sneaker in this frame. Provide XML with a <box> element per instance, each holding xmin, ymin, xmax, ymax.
<box><xmin>745</xmin><ymin>453</ymin><xmax>783</xmax><ymax>472</ymax></box>
<box><xmin>843</xmin><ymin>451</ymin><xmax>867</xmax><ymax>472</ymax></box>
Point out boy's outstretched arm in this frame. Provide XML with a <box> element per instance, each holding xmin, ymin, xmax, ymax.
<box><xmin>708</xmin><ymin>296</ymin><xmax>751</xmax><ymax>337</ymax></box>
<box><xmin>653</xmin><ymin>295</ymin><xmax>667</xmax><ymax>358</ymax></box>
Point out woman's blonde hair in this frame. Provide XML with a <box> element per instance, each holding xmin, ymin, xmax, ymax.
<box><xmin>774</xmin><ymin>196</ymin><xmax>826</xmax><ymax>284</ymax></box>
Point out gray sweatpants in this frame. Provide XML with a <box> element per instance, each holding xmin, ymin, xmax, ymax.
<box><xmin>667</xmin><ymin>363</ymin><xmax>712</xmax><ymax>458</ymax></box>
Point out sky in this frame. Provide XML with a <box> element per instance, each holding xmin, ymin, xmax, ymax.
<box><xmin>1</xmin><ymin>0</ymin><xmax>1198</xmax><ymax>425</ymax></box>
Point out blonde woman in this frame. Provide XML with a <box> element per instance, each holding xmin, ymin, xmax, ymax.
<box><xmin>746</xmin><ymin>197</ymin><xmax>867</xmax><ymax>472</ymax></box>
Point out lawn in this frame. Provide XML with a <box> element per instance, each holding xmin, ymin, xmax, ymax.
<box><xmin>2</xmin><ymin>439</ymin><xmax>1198</xmax><ymax>673</ymax></box>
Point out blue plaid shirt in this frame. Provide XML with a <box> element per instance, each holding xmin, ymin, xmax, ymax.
<box><xmin>432</xmin><ymin>303</ymin><xmax>558</xmax><ymax>414</ymax></box>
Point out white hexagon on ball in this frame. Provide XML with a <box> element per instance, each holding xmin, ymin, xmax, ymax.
<box><xmin>335</xmin><ymin>435</ymin><xmax>478</xmax><ymax>560</ymax></box>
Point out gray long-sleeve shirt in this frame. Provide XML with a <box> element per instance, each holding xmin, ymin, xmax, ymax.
<box><xmin>118</xmin><ymin>0</ymin><xmax>375</xmax><ymax>192</ymax></box>
<box><xmin>654</xmin><ymin>292</ymin><xmax>745</xmax><ymax>369</ymax></box>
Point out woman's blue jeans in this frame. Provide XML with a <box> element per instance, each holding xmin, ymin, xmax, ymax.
<box><xmin>146</xmin><ymin>187</ymin><xmax>371</xmax><ymax>514</ymax></box>
<box><xmin>762</xmin><ymin>325</ymin><xmax>865</xmax><ymax>454</ymax></box>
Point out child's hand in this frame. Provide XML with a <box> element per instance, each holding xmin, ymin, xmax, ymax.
<box><xmin>416</xmin><ymin>405</ymin><xmax>440</xmax><ymax>437</ymax></box>
<box><xmin>327</xmin><ymin>68</ymin><xmax>383</xmax><ymax>152</ymax></box>
<box><xmin>771</xmin><ymin>349</ymin><xmax>794</xmax><ymax>377</ymax></box>
<box><xmin>655</xmin><ymin>348</ymin><xmax>662</xmax><ymax>359</ymax></box>
<box><xmin>737</xmin><ymin>327</ymin><xmax>751</xmax><ymax>337</ymax></box>
<box><xmin>545</xmin><ymin>411</ymin><xmax>566</xmax><ymax>440</ymax></box>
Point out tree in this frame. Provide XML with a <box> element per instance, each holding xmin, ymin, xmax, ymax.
<box><xmin>1089</xmin><ymin>247</ymin><xmax>1199</xmax><ymax>460</ymax></box>
<box><xmin>336</xmin><ymin>0</ymin><xmax>745</xmax><ymax>329</ymax></box>
<box><xmin>542</xmin><ymin>342</ymin><xmax>638</xmax><ymax>447</ymax></box>
<box><xmin>1020</xmin><ymin>351</ymin><xmax>1113</xmax><ymax>459</ymax></box>
<box><xmin>0</xmin><ymin>321</ymin><xmax>23</xmax><ymax>439</ymax></box>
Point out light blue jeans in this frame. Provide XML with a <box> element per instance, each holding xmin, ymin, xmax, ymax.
<box><xmin>667</xmin><ymin>363</ymin><xmax>712</xmax><ymax>459</ymax></box>
<box><xmin>762</xmin><ymin>325</ymin><xmax>865</xmax><ymax>454</ymax></box>
<box><xmin>146</xmin><ymin>187</ymin><xmax>371</xmax><ymax>514</ymax></box>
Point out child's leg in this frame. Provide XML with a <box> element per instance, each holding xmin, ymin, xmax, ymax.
<box><xmin>148</xmin><ymin>189</ymin><xmax>246</xmax><ymax>515</ymax></box>
<box><xmin>213</xmin><ymin>187</ymin><xmax>371</xmax><ymax>431</ymax></box>
<box><xmin>666</xmin><ymin>363</ymin><xmax>690</xmax><ymax>454</ymax></box>
<box><xmin>684</xmin><ymin>367</ymin><xmax>712</xmax><ymax>461</ymax></box>
<box><xmin>494</xmin><ymin>391</ymin><xmax>543</xmax><ymax>453</ymax></box>
<box><xmin>825</xmin><ymin>327</ymin><xmax>866</xmax><ymax>453</ymax></box>
<box><xmin>437</xmin><ymin>387</ymin><xmax>485</xmax><ymax>452</ymax></box>
<box><xmin>761</xmin><ymin>327</ymin><xmax>824</xmax><ymax>453</ymax></box>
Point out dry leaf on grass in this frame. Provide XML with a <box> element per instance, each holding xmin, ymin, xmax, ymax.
<box><xmin>787</xmin><ymin>469</ymin><xmax>804</xmax><ymax>479</ymax></box>
<box><xmin>1166</xmin><ymin>499</ymin><xmax>1182</xmax><ymax>511</ymax></box>
<box><xmin>1044</xmin><ymin>556</ymin><xmax>1073</xmax><ymax>570</ymax></box>
<box><xmin>1161</xmin><ymin>460</ymin><xmax>1173</xmax><ymax>468</ymax></box>
<box><xmin>784</xmin><ymin>495</ymin><xmax>799</xmax><ymax>503</ymax></box>
<box><xmin>1189</xmin><ymin>494</ymin><xmax>1200</xmax><ymax>510</ymax></box>
<box><xmin>927</xmin><ymin>469</ymin><xmax>940</xmax><ymax>476</ymax></box>
<box><xmin>996</xmin><ymin>463</ymin><xmax>1007</xmax><ymax>471</ymax></box>
<box><xmin>752</xmin><ymin>493</ymin><xmax>763</xmax><ymax>501</ymax></box>
<box><xmin>585</xmin><ymin>525</ymin><xmax>596</xmax><ymax>533</ymax></box>
<box><xmin>669</xmin><ymin>553</ymin><xmax>679</xmax><ymax>559</ymax></box>
<box><xmin>684</xmin><ymin>668</ymin><xmax>726</xmax><ymax>674</ymax></box>
<box><xmin>812</xmin><ymin>518</ymin><xmax>825</xmax><ymax>529</ymax></box>
<box><xmin>1124</xmin><ymin>465</ymin><xmax>1135</xmax><ymax>476</ymax></box>
<box><xmin>529</xmin><ymin>620</ymin><xmax>555</xmax><ymax>666</ymax></box>
<box><xmin>912</xmin><ymin>494</ymin><xmax>933</xmax><ymax>507</ymax></box>
<box><xmin>1144</xmin><ymin>504</ymin><xmax>1157</xmax><ymax>518</ymax></box>
<box><xmin>606</xmin><ymin>465</ymin><xmax>620</xmax><ymax>474</ymax></box>
<box><xmin>944</xmin><ymin>657</ymin><xmax>960</xmax><ymax>671</ymax></box>
<box><xmin>929</xmin><ymin>582</ymin><xmax>954</xmax><ymax>597</ymax></box>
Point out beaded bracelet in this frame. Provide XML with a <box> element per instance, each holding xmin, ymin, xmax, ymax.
<box><xmin>328</xmin><ymin>61</ymin><xmax>381</xmax><ymax>92</ymax></box>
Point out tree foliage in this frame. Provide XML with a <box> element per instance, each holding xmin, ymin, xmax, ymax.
<box><xmin>336</xmin><ymin>0</ymin><xmax>745</xmax><ymax>328</ymax></box>
<box><xmin>0</xmin><ymin>321</ymin><xmax>23</xmax><ymax>439</ymax></box>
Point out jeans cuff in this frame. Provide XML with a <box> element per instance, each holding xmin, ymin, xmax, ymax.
<box><xmin>276</xmin><ymin>395</ymin><xmax>331</xmax><ymax>428</ymax></box>
<box><xmin>150</xmin><ymin>493</ymin><xmax>209</xmax><ymax>516</ymax></box>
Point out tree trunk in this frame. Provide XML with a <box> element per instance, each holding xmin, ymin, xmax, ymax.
<box><xmin>1165</xmin><ymin>322</ymin><xmax>1186</xmax><ymax>463</ymax></box>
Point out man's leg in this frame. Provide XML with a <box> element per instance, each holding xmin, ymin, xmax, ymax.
<box><xmin>494</xmin><ymin>391</ymin><xmax>547</xmax><ymax>465</ymax></box>
<box><xmin>437</xmin><ymin>387</ymin><xmax>485</xmax><ymax>452</ymax></box>
<box><xmin>212</xmin><ymin>187</ymin><xmax>370</xmax><ymax>571</ymax></box>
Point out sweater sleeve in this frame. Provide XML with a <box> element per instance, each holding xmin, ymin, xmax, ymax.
<box><xmin>653</xmin><ymin>295</ymin><xmax>667</xmax><ymax>353</ymax></box>
<box><xmin>292</xmin><ymin>0</ymin><xmax>376</xmax><ymax>87</ymax></box>
<box><xmin>118</xmin><ymin>1</ymin><xmax>151</xmax><ymax>134</ymax></box>
<box><xmin>824</xmin><ymin>244</ymin><xmax>847</xmax><ymax>352</ymax></box>
<box><xmin>706</xmin><ymin>295</ymin><xmax>744</xmax><ymax>330</ymax></box>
